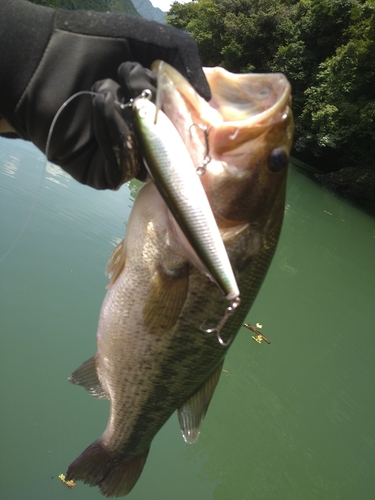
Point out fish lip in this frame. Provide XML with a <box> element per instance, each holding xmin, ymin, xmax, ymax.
<box><xmin>203</xmin><ymin>67</ymin><xmax>292</xmax><ymax>129</ymax></box>
<box><xmin>152</xmin><ymin>61</ymin><xmax>293</xmax><ymax>225</ymax></box>
<box><xmin>152</xmin><ymin>61</ymin><xmax>292</xmax><ymax>160</ymax></box>
<box><xmin>153</xmin><ymin>61</ymin><xmax>292</xmax><ymax>131</ymax></box>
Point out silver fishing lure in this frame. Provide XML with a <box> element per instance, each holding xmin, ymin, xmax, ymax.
<box><xmin>132</xmin><ymin>91</ymin><xmax>240</xmax><ymax>312</ymax></box>
<box><xmin>41</xmin><ymin>87</ymin><xmax>240</xmax><ymax>344</ymax></box>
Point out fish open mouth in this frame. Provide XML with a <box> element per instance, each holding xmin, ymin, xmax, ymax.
<box><xmin>151</xmin><ymin>61</ymin><xmax>294</xmax><ymax>226</ymax></box>
<box><xmin>152</xmin><ymin>60</ymin><xmax>293</xmax><ymax>162</ymax></box>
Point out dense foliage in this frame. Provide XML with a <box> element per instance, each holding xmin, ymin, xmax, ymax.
<box><xmin>167</xmin><ymin>0</ymin><xmax>375</xmax><ymax>172</ymax></box>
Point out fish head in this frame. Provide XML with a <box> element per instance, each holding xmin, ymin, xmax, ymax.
<box><xmin>152</xmin><ymin>61</ymin><xmax>294</xmax><ymax>232</ymax></box>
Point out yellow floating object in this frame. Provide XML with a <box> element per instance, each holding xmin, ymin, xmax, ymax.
<box><xmin>58</xmin><ymin>473</ymin><xmax>76</xmax><ymax>488</ymax></box>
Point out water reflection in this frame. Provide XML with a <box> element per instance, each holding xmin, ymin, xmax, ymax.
<box><xmin>45</xmin><ymin>162</ymin><xmax>71</xmax><ymax>188</ymax></box>
<box><xmin>0</xmin><ymin>139</ymin><xmax>374</xmax><ymax>500</ymax></box>
<box><xmin>173</xmin><ymin>164</ymin><xmax>375</xmax><ymax>500</ymax></box>
<box><xmin>2</xmin><ymin>155</ymin><xmax>20</xmax><ymax>178</ymax></box>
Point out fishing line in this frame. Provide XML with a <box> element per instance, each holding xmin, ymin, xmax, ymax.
<box><xmin>45</xmin><ymin>90</ymin><xmax>136</xmax><ymax>159</ymax></box>
<box><xmin>45</xmin><ymin>90</ymin><xmax>99</xmax><ymax>160</ymax></box>
<box><xmin>0</xmin><ymin>90</ymin><xmax>108</xmax><ymax>264</ymax></box>
<box><xmin>0</xmin><ymin>168</ymin><xmax>45</xmax><ymax>264</ymax></box>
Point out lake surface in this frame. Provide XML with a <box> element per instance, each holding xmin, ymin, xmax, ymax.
<box><xmin>1</xmin><ymin>137</ymin><xmax>374</xmax><ymax>500</ymax></box>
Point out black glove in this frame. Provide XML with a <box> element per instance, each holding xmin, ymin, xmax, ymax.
<box><xmin>0</xmin><ymin>0</ymin><xmax>211</xmax><ymax>189</ymax></box>
<box><xmin>90</xmin><ymin>63</ymin><xmax>157</xmax><ymax>185</ymax></box>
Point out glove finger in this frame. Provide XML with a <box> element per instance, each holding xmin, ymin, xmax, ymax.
<box><xmin>118</xmin><ymin>62</ymin><xmax>157</xmax><ymax>103</ymax></box>
<box><xmin>92</xmin><ymin>79</ymin><xmax>144</xmax><ymax>187</ymax></box>
<box><xmin>92</xmin><ymin>80</ymin><xmax>127</xmax><ymax>169</ymax></box>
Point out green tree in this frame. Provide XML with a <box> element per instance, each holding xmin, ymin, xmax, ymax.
<box><xmin>167</xmin><ymin>0</ymin><xmax>375</xmax><ymax>172</ymax></box>
<box><xmin>167</xmin><ymin>0</ymin><xmax>225</xmax><ymax>67</ymax></box>
<box><xmin>271</xmin><ymin>0</ymin><xmax>362</xmax><ymax>117</ymax></box>
<box><xmin>167</xmin><ymin>0</ymin><xmax>292</xmax><ymax>72</ymax></box>
<box><xmin>294</xmin><ymin>3</ymin><xmax>375</xmax><ymax>169</ymax></box>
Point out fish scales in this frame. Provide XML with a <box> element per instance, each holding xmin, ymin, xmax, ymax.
<box><xmin>65</xmin><ymin>61</ymin><xmax>293</xmax><ymax>497</ymax></box>
<box><xmin>97</xmin><ymin>184</ymin><xmax>228</xmax><ymax>452</ymax></box>
<box><xmin>99</xmin><ymin>185</ymin><xmax>275</xmax><ymax>455</ymax></box>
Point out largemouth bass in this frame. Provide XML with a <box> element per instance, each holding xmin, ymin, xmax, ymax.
<box><xmin>65</xmin><ymin>62</ymin><xmax>294</xmax><ymax>497</ymax></box>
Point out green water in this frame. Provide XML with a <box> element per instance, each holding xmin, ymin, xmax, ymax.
<box><xmin>0</xmin><ymin>137</ymin><xmax>374</xmax><ymax>500</ymax></box>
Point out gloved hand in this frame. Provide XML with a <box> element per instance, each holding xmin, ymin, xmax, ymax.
<box><xmin>0</xmin><ymin>0</ymin><xmax>211</xmax><ymax>189</ymax></box>
<box><xmin>88</xmin><ymin>62</ymin><xmax>158</xmax><ymax>186</ymax></box>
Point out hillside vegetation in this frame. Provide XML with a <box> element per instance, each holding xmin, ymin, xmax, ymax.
<box><xmin>167</xmin><ymin>0</ymin><xmax>374</xmax><ymax>177</ymax></box>
<box><xmin>28</xmin><ymin>0</ymin><xmax>140</xmax><ymax>15</ymax></box>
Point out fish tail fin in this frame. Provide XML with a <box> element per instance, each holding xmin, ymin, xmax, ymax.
<box><xmin>65</xmin><ymin>439</ymin><xmax>149</xmax><ymax>497</ymax></box>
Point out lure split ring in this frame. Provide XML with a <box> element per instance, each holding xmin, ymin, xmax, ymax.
<box><xmin>189</xmin><ymin>123</ymin><xmax>212</xmax><ymax>175</ymax></box>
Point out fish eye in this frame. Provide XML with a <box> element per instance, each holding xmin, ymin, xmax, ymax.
<box><xmin>267</xmin><ymin>148</ymin><xmax>288</xmax><ymax>172</ymax></box>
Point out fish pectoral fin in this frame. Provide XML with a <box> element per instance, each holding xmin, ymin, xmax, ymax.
<box><xmin>178</xmin><ymin>360</ymin><xmax>224</xmax><ymax>444</ymax></box>
<box><xmin>105</xmin><ymin>239</ymin><xmax>126</xmax><ymax>289</ymax></box>
<box><xmin>143</xmin><ymin>263</ymin><xmax>189</xmax><ymax>332</ymax></box>
<box><xmin>68</xmin><ymin>355</ymin><xmax>108</xmax><ymax>399</ymax></box>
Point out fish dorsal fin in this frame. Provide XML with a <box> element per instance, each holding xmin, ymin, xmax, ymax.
<box><xmin>178</xmin><ymin>360</ymin><xmax>224</xmax><ymax>444</ymax></box>
<box><xmin>143</xmin><ymin>263</ymin><xmax>189</xmax><ymax>332</ymax></box>
<box><xmin>68</xmin><ymin>355</ymin><xmax>108</xmax><ymax>399</ymax></box>
<box><xmin>105</xmin><ymin>239</ymin><xmax>126</xmax><ymax>289</ymax></box>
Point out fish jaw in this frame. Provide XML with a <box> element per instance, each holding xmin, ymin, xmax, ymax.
<box><xmin>152</xmin><ymin>61</ymin><xmax>294</xmax><ymax>228</ymax></box>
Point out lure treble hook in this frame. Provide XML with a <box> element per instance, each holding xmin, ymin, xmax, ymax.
<box><xmin>201</xmin><ymin>296</ymin><xmax>241</xmax><ymax>347</ymax></box>
<box><xmin>189</xmin><ymin>123</ymin><xmax>212</xmax><ymax>175</ymax></box>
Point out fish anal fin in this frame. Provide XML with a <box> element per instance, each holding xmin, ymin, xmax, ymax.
<box><xmin>68</xmin><ymin>355</ymin><xmax>107</xmax><ymax>399</ymax></box>
<box><xmin>178</xmin><ymin>360</ymin><xmax>224</xmax><ymax>444</ymax></box>
<box><xmin>66</xmin><ymin>439</ymin><xmax>149</xmax><ymax>497</ymax></box>
<box><xmin>143</xmin><ymin>263</ymin><xmax>189</xmax><ymax>333</ymax></box>
<box><xmin>105</xmin><ymin>239</ymin><xmax>126</xmax><ymax>289</ymax></box>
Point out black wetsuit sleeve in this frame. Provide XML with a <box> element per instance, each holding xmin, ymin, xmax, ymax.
<box><xmin>0</xmin><ymin>0</ymin><xmax>210</xmax><ymax>189</ymax></box>
<box><xmin>0</xmin><ymin>0</ymin><xmax>55</xmax><ymax>124</ymax></box>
